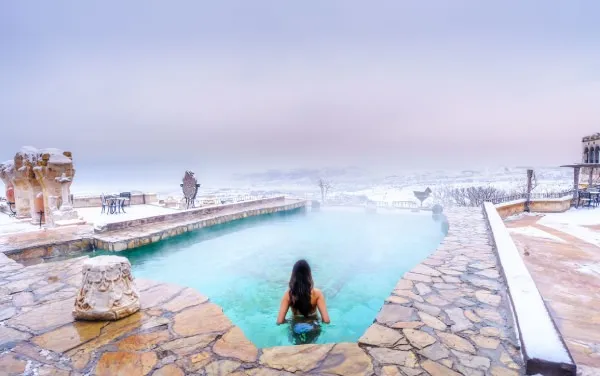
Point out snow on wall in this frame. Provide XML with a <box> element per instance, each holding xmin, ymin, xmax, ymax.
<box><xmin>483</xmin><ymin>202</ymin><xmax>575</xmax><ymax>368</ymax></box>
<box><xmin>495</xmin><ymin>198</ymin><xmax>527</xmax><ymax>207</ymax></box>
<box><xmin>0</xmin><ymin>160</ymin><xmax>14</xmax><ymax>176</ymax></box>
<box><xmin>16</xmin><ymin>146</ymin><xmax>72</xmax><ymax>165</ymax></box>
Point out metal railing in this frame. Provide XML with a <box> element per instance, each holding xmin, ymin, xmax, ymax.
<box><xmin>492</xmin><ymin>190</ymin><xmax>573</xmax><ymax>204</ymax></box>
<box><xmin>490</xmin><ymin>194</ymin><xmax>526</xmax><ymax>204</ymax></box>
<box><xmin>218</xmin><ymin>194</ymin><xmax>281</xmax><ymax>204</ymax></box>
<box><xmin>375</xmin><ymin>200</ymin><xmax>419</xmax><ymax>209</ymax></box>
<box><xmin>529</xmin><ymin>190</ymin><xmax>573</xmax><ymax>199</ymax></box>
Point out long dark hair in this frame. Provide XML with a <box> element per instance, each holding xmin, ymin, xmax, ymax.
<box><xmin>288</xmin><ymin>259</ymin><xmax>314</xmax><ymax>317</ymax></box>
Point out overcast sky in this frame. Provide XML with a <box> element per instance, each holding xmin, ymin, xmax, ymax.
<box><xmin>2</xmin><ymin>1</ymin><xmax>599</xmax><ymax>178</ymax></box>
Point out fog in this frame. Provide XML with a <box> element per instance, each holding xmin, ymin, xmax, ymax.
<box><xmin>2</xmin><ymin>1</ymin><xmax>599</xmax><ymax>186</ymax></box>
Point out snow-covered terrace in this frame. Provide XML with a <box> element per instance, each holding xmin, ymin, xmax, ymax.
<box><xmin>484</xmin><ymin>202</ymin><xmax>577</xmax><ymax>375</ymax></box>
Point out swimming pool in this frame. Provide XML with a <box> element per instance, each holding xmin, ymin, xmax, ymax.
<box><xmin>96</xmin><ymin>207</ymin><xmax>445</xmax><ymax>348</ymax></box>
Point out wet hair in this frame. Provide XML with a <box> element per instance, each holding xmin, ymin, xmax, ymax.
<box><xmin>288</xmin><ymin>259</ymin><xmax>314</xmax><ymax>317</ymax></box>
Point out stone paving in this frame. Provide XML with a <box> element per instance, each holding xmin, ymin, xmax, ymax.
<box><xmin>0</xmin><ymin>207</ymin><xmax>524</xmax><ymax>375</ymax></box>
<box><xmin>355</xmin><ymin>208</ymin><xmax>523</xmax><ymax>376</ymax></box>
<box><xmin>506</xmin><ymin>214</ymin><xmax>600</xmax><ymax>375</ymax></box>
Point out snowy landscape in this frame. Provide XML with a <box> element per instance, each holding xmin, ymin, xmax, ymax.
<box><xmin>132</xmin><ymin>166</ymin><xmax>574</xmax><ymax>209</ymax></box>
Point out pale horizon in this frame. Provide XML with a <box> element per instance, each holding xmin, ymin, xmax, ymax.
<box><xmin>2</xmin><ymin>1</ymin><xmax>599</xmax><ymax>176</ymax></box>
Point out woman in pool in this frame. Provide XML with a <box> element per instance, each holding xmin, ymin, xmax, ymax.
<box><xmin>276</xmin><ymin>260</ymin><xmax>330</xmax><ymax>343</ymax></box>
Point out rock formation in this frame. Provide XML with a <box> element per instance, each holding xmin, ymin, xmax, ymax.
<box><xmin>0</xmin><ymin>146</ymin><xmax>80</xmax><ymax>226</ymax></box>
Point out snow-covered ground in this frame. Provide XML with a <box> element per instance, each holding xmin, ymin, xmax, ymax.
<box><xmin>505</xmin><ymin>208</ymin><xmax>600</xmax><ymax>248</ymax></box>
<box><xmin>0</xmin><ymin>205</ymin><xmax>181</xmax><ymax>233</ymax></box>
<box><xmin>0</xmin><ymin>166</ymin><xmax>579</xmax><ymax>231</ymax></box>
<box><xmin>0</xmin><ymin>214</ymin><xmax>41</xmax><ymax>235</ymax></box>
<box><xmin>507</xmin><ymin>226</ymin><xmax>566</xmax><ymax>243</ymax></box>
<box><xmin>68</xmin><ymin>166</ymin><xmax>573</xmax><ymax>208</ymax></box>
<box><xmin>539</xmin><ymin>208</ymin><xmax>600</xmax><ymax>226</ymax></box>
<box><xmin>536</xmin><ymin>208</ymin><xmax>600</xmax><ymax>247</ymax></box>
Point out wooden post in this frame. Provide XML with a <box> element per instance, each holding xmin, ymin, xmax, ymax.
<box><xmin>573</xmin><ymin>167</ymin><xmax>580</xmax><ymax>203</ymax></box>
<box><xmin>525</xmin><ymin>169</ymin><xmax>533</xmax><ymax>212</ymax></box>
<box><xmin>589</xmin><ymin>167</ymin><xmax>595</xmax><ymax>188</ymax></box>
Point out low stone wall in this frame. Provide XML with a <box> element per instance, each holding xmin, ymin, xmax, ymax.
<box><xmin>72</xmin><ymin>193</ymin><xmax>158</xmax><ymax>208</ymax></box>
<box><xmin>94</xmin><ymin>196</ymin><xmax>287</xmax><ymax>233</ymax></box>
<box><xmin>529</xmin><ymin>197</ymin><xmax>573</xmax><ymax>213</ymax></box>
<box><xmin>5</xmin><ymin>198</ymin><xmax>307</xmax><ymax>261</ymax></box>
<box><xmin>5</xmin><ymin>238</ymin><xmax>94</xmax><ymax>264</ymax></box>
<box><xmin>483</xmin><ymin>202</ymin><xmax>576</xmax><ymax>375</ymax></box>
<box><xmin>495</xmin><ymin>196</ymin><xmax>573</xmax><ymax>219</ymax></box>
<box><xmin>495</xmin><ymin>200</ymin><xmax>526</xmax><ymax>219</ymax></box>
<box><xmin>95</xmin><ymin>202</ymin><xmax>306</xmax><ymax>251</ymax></box>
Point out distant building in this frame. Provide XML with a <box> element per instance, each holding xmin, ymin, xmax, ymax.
<box><xmin>581</xmin><ymin>133</ymin><xmax>600</xmax><ymax>163</ymax></box>
<box><xmin>560</xmin><ymin>133</ymin><xmax>600</xmax><ymax>195</ymax></box>
<box><xmin>578</xmin><ymin>133</ymin><xmax>600</xmax><ymax>187</ymax></box>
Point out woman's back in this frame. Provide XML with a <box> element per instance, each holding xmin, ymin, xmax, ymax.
<box><xmin>276</xmin><ymin>260</ymin><xmax>330</xmax><ymax>325</ymax></box>
<box><xmin>290</xmin><ymin>288</ymin><xmax>322</xmax><ymax>316</ymax></box>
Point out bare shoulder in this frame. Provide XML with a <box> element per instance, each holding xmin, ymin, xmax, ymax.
<box><xmin>313</xmin><ymin>288</ymin><xmax>324</xmax><ymax>298</ymax></box>
<box><xmin>282</xmin><ymin>289</ymin><xmax>290</xmax><ymax>301</ymax></box>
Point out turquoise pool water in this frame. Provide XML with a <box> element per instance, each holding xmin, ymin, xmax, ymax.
<box><xmin>95</xmin><ymin>208</ymin><xmax>445</xmax><ymax>348</ymax></box>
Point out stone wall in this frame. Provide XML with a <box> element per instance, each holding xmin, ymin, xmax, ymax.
<box><xmin>4</xmin><ymin>238</ymin><xmax>94</xmax><ymax>264</ymax></box>
<box><xmin>95</xmin><ymin>202</ymin><xmax>306</xmax><ymax>251</ymax></box>
<box><xmin>528</xmin><ymin>197</ymin><xmax>573</xmax><ymax>213</ymax></box>
<box><xmin>94</xmin><ymin>196</ymin><xmax>288</xmax><ymax>233</ymax></box>
<box><xmin>495</xmin><ymin>196</ymin><xmax>572</xmax><ymax>219</ymax></box>
<box><xmin>5</xmin><ymin>199</ymin><xmax>306</xmax><ymax>262</ymax></box>
<box><xmin>71</xmin><ymin>193</ymin><xmax>158</xmax><ymax>208</ymax></box>
<box><xmin>495</xmin><ymin>200</ymin><xmax>526</xmax><ymax>219</ymax></box>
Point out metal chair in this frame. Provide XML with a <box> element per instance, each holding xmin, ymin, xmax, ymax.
<box><xmin>7</xmin><ymin>201</ymin><xmax>16</xmax><ymax>217</ymax></box>
<box><xmin>577</xmin><ymin>191</ymin><xmax>593</xmax><ymax>208</ymax></box>
<box><xmin>101</xmin><ymin>194</ymin><xmax>117</xmax><ymax>214</ymax></box>
<box><xmin>119</xmin><ymin>192</ymin><xmax>131</xmax><ymax>207</ymax></box>
<box><xmin>100</xmin><ymin>194</ymin><xmax>108</xmax><ymax>214</ymax></box>
<box><xmin>593</xmin><ymin>192</ymin><xmax>600</xmax><ymax>208</ymax></box>
<box><xmin>119</xmin><ymin>197</ymin><xmax>127</xmax><ymax>213</ymax></box>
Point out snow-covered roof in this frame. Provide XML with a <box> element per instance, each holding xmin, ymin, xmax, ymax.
<box><xmin>582</xmin><ymin>133</ymin><xmax>600</xmax><ymax>142</ymax></box>
<box><xmin>16</xmin><ymin>146</ymin><xmax>72</xmax><ymax>165</ymax></box>
<box><xmin>47</xmin><ymin>152</ymin><xmax>72</xmax><ymax>164</ymax></box>
<box><xmin>0</xmin><ymin>160</ymin><xmax>14</xmax><ymax>173</ymax></box>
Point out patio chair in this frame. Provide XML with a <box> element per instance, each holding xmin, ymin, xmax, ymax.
<box><xmin>119</xmin><ymin>192</ymin><xmax>131</xmax><ymax>207</ymax></box>
<box><xmin>577</xmin><ymin>191</ymin><xmax>593</xmax><ymax>209</ymax></box>
<box><xmin>100</xmin><ymin>194</ymin><xmax>107</xmax><ymax>214</ymax></box>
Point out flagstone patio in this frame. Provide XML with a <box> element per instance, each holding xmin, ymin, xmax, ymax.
<box><xmin>0</xmin><ymin>208</ymin><xmax>524</xmax><ymax>375</ymax></box>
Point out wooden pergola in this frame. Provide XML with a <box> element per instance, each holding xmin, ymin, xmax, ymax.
<box><xmin>560</xmin><ymin>163</ymin><xmax>600</xmax><ymax>198</ymax></box>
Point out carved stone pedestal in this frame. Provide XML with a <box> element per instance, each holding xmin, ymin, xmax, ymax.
<box><xmin>73</xmin><ymin>256</ymin><xmax>140</xmax><ymax>321</ymax></box>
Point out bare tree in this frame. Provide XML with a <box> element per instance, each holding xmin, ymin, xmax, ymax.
<box><xmin>445</xmin><ymin>185</ymin><xmax>508</xmax><ymax>207</ymax></box>
<box><xmin>432</xmin><ymin>185</ymin><xmax>461</xmax><ymax>207</ymax></box>
<box><xmin>510</xmin><ymin>170</ymin><xmax>538</xmax><ymax>196</ymax></box>
<box><xmin>317</xmin><ymin>178</ymin><xmax>332</xmax><ymax>204</ymax></box>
